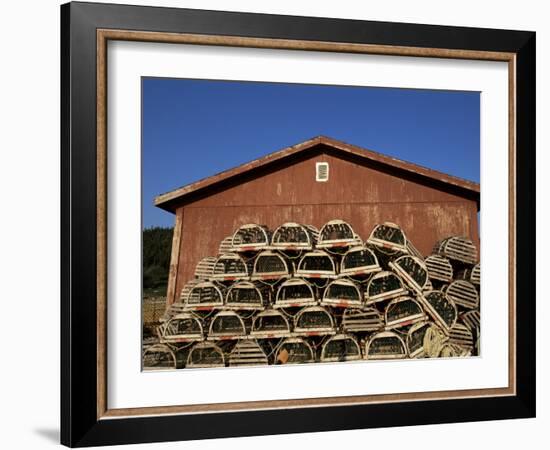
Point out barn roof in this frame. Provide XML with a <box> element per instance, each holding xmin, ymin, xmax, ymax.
<box><xmin>154</xmin><ymin>136</ymin><xmax>480</xmax><ymax>213</ymax></box>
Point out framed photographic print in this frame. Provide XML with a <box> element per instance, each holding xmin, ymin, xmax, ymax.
<box><xmin>60</xmin><ymin>1</ymin><xmax>536</xmax><ymax>447</ymax></box>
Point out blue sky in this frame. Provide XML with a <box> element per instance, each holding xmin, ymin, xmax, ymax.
<box><xmin>142</xmin><ymin>78</ymin><xmax>479</xmax><ymax>228</ymax></box>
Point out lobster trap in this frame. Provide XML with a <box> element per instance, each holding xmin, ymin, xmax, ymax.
<box><xmin>185</xmin><ymin>281</ymin><xmax>225</xmax><ymax>310</ymax></box>
<box><xmin>320</xmin><ymin>334</ymin><xmax>362</xmax><ymax>362</ymax></box>
<box><xmin>456</xmin><ymin>263</ymin><xmax>481</xmax><ymax>287</ymax></box>
<box><xmin>389</xmin><ymin>255</ymin><xmax>428</xmax><ymax>295</ymax></box>
<box><xmin>432</xmin><ymin>236</ymin><xmax>478</xmax><ymax>265</ymax></box>
<box><xmin>208</xmin><ymin>311</ymin><xmax>248</xmax><ymax>340</ymax></box>
<box><xmin>448</xmin><ymin>323</ymin><xmax>474</xmax><ymax>352</ymax></box>
<box><xmin>365</xmin><ymin>271</ymin><xmax>407</xmax><ymax>304</ymax></box>
<box><xmin>321</xmin><ymin>278</ymin><xmax>363</xmax><ymax>308</ymax></box>
<box><xmin>275</xmin><ymin>277</ymin><xmax>317</xmax><ymax>308</ymax></box>
<box><xmin>317</xmin><ymin>219</ymin><xmax>362</xmax><ymax>251</ymax></box>
<box><xmin>438</xmin><ymin>343</ymin><xmax>471</xmax><ymax>358</ymax></box>
<box><xmin>384</xmin><ymin>297</ymin><xmax>427</xmax><ymax>330</ymax></box>
<box><xmin>251</xmin><ymin>250</ymin><xmax>291</xmax><ymax>282</ymax></box>
<box><xmin>160</xmin><ymin>313</ymin><xmax>203</xmax><ymax>343</ymax></box>
<box><xmin>295</xmin><ymin>250</ymin><xmax>337</xmax><ymax>281</ymax></box>
<box><xmin>365</xmin><ymin>331</ymin><xmax>407</xmax><ymax>360</ymax></box>
<box><xmin>275</xmin><ymin>338</ymin><xmax>315</xmax><ymax>364</ymax></box>
<box><xmin>271</xmin><ymin>222</ymin><xmax>318</xmax><ymax>251</ymax></box>
<box><xmin>445</xmin><ymin>280</ymin><xmax>479</xmax><ymax>310</ymax></box>
<box><xmin>225</xmin><ymin>281</ymin><xmax>268</xmax><ymax>310</ymax></box>
<box><xmin>294</xmin><ymin>306</ymin><xmax>336</xmax><ymax>336</ymax></box>
<box><xmin>424</xmin><ymin>254</ymin><xmax>454</xmax><ymax>283</ymax></box>
<box><xmin>211</xmin><ymin>253</ymin><xmax>249</xmax><ymax>282</ymax></box>
<box><xmin>406</xmin><ymin>321</ymin><xmax>448</xmax><ymax>358</ymax></box>
<box><xmin>250</xmin><ymin>309</ymin><xmax>292</xmax><ymax>339</ymax></box>
<box><xmin>194</xmin><ymin>256</ymin><xmax>216</xmax><ymax>280</ymax></box>
<box><xmin>419</xmin><ymin>291</ymin><xmax>458</xmax><ymax>334</ymax></box>
<box><xmin>340</xmin><ymin>245</ymin><xmax>380</xmax><ymax>279</ymax></box>
<box><xmin>142</xmin><ymin>344</ymin><xmax>178</xmax><ymax>370</ymax></box>
<box><xmin>228</xmin><ymin>339</ymin><xmax>269</xmax><ymax>367</ymax></box>
<box><xmin>460</xmin><ymin>310</ymin><xmax>480</xmax><ymax>334</ymax></box>
<box><xmin>218</xmin><ymin>235</ymin><xmax>233</xmax><ymax>254</ymax></box>
<box><xmin>367</xmin><ymin>222</ymin><xmax>408</xmax><ymax>254</ymax></box>
<box><xmin>186</xmin><ymin>342</ymin><xmax>225</xmax><ymax>368</ymax></box>
<box><xmin>341</xmin><ymin>307</ymin><xmax>383</xmax><ymax>333</ymax></box>
<box><xmin>231</xmin><ymin>223</ymin><xmax>272</xmax><ymax>252</ymax></box>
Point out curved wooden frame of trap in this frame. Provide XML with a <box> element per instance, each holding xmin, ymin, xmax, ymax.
<box><xmin>160</xmin><ymin>312</ymin><xmax>204</xmax><ymax>344</ymax></box>
<box><xmin>251</xmin><ymin>250</ymin><xmax>291</xmax><ymax>282</ymax></box>
<box><xmin>341</xmin><ymin>307</ymin><xmax>384</xmax><ymax>333</ymax></box>
<box><xmin>339</xmin><ymin>245</ymin><xmax>381</xmax><ymax>278</ymax></box>
<box><xmin>274</xmin><ymin>277</ymin><xmax>317</xmax><ymax>308</ymax></box>
<box><xmin>184</xmin><ymin>281</ymin><xmax>226</xmax><ymax>311</ymax></box>
<box><xmin>293</xmin><ymin>306</ymin><xmax>336</xmax><ymax>336</ymax></box>
<box><xmin>364</xmin><ymin>331</ymin><xmax>408</xmax><ymax>360</ymax></box>
<box><xmin>321</xmin><ymin>278</ymin><xmax>363</xmax><ymax>308</ymax></box>
<box><xmin>230</xmin><ymin>223</ymin><xmax>272</xmax><ymax>253</ymax></box>
<box><xmin>438</xmin><ymin>343</ymin><xmax>472</xmax><ymax>358</ymax></box>
<box><xmin>366</xmin><ymin>222</ymin><xmax>409</xmax><ymax>254</ymax></box>
<box><xmin>388</xmin><ymin>254</ymin><xmax>429</xmax><ymax>296</ymax></box>
<box><xmin>228</xmin><ymin>339</ymin><xmax>269</xmax><ymax>367</ymax></box>
<box><xmin>425</xmin><ymin>254</ymin><xmax>454</xmax><ymax>284</ymax></box>
<box><xmin>320</xmin><ymin>334</ymin><xmax>362</xmax><ymax>363</ymax></box>
<box><xmin>250</xmin><ymin>309</ymin><xmax>292</xmax><ymax>339</ymax></box>
<box><xmin>418</xmin><ymin>290</ymin><xmax>458</xmax><ymax>335</ymax></box>
<box><xmin>384</xmin><ymin>296</ymin><xmax>428</xmax><ymax>330</ymax></box>
<box><xmin>406</xmin><ymin>321</ymin><xmax>449</xmax><ymax>359</ymax></box>
<box><xmin>295</xmin><ymin>250</ymin><xmax>338</xmax><ymax>280</ymax></box>
<box><xmin>186</xmin><ymin>342</ymin><xmax>226</xmax><ymax>368</ymax></box>
<box><xmin>270</xmin><ymin>222</ymin><xmax>318</xmax><ymax>252</ymax></box>
<box><xmin>316</xmin><ymin>219</ymin><xmax>362</xmax><ymax>250</ymax></box>
<box><xmin>207</xmin><ymin>310</ymin><xmax>248</xmax><ymax>341</ymax></box>
<box><xmin>364</xmin><ymin>270</ymin><xmax>408</xmax><ymax>305</ymax></box>
<box><xmin>210</xmin><ymin>252</ymin><xmax>250</xmax><ymax>282</ymax></box>
<box><xmin>225</xmin><ymin>281</ymin><xmax>267</xmax><ymax>310</ymax></box>
<box><xmin>275</xmin><ymin>337</ymin><xmax>316</xmax><ymax>364</ymax></box>
<box><xmin>456</xmin><ymin>263</ymin><xmax>481</xmax><ymax>287</ymax></box>
<box><xmin>142</xmin><ymin>344</ymin><xmax>178</xmax><ymax>371</ymax></box>
<box><xmin>448</xmin><ymin>322</ymin><xmax>475</xmax><ymax>353</ymax></box>
<box><xmin>193</xmin><ymin>256</ymin><xmax>217</xmax><ymax>280</ymax></box>
<box><xmin>432</xmin><ymin>236</ymin><xmax>478</xmax><ymax>266</ymax></box>
<box><xmin>445</xmin><ymin>280</ymin><xmax>480</xmax><ymax>310</ymax></box>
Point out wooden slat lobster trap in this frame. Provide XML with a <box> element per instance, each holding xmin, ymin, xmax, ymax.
<box><xmin>320</xmin><ymin>334</ymin><xmax>362</xmax><ymax>363</ymax></box>
<box><xmin>340</xmin><ymin>245</ymin><xmax>380</xmax><ymax>279</ymax></box>
<box><xmin>460</xmin><ymin>309</ymin><xmax>480</xmax><ymax>334</ymax></box>
<box><xmin>419</xmin><ymin>290</ymin><xmax>458</xmax><ymax>334</ymax></box>
<box><xmin>251</xmin><ymin>250</ymin><xmax>291</xmax><ymax>282</ymax></box>
<box><xmin>365</xmin><ymin>331</ymin><xmax>407</xmax><ymax>360</ymax></box>
<box><xmin>275</xmin><ymin>277</ymin><xmax>317</xmax><ymax>308</ymax></box>
<box><xmin>142</xmin><ymin>344</ymin><xmax>178</xmax><ymax>371</ymax></box>
<box><xmin>225</xmin><ymin>281</ymin><xmax>268</xmax><ymax>310</ymax></box>
<box><xmin>186</xmin><ymin>342</ymin><xmax>225</xmax><ymax>368</ymax></box>
<box><xmin>228</xmin><ymin>339</ymin><xmax>269</xmax><ymax>367</ymax></box>
<box><xmin>432</xmin><ymin>236</ymin><xmax>478</xmax><ymax>265</ymax></box>
<box><xmin>367</xmin><ymin>222</ymin><xmax>409</xmax><ymax>254</ymax></box>
<box><xmin>194</xmin><ymin>256</ymin><xmax>216</xmax><ymax>280</ymax></box>
<box><xmin>275</xmin><ymin>338</ymin><xmax>315</xmax><ymax>364</ymax></box>
<box><xmin>406</xmin><ymin>321</ymin><xmax>448</xmax><ymax>358</ymax></box>
<box><xmin>207</xmin><ymin>311</ymin><xmax>248</xmax><ymax>340</ymax></box>
<box><xmin>321</xmin><ymin>278</ymin><xmax>363</xmax><ymax>308</ymax></box>
<box><xmin>295</xmin><ymin>250</ymin><xmax>337</xmax><ymax>282</ymax></box>
<box><xmin>438</xmin><ymin>343</ymin><xmax>471</xmax><ymax>358</ymax></box>
<box><xmin>389</xmin><ymin>255</ymin><xmax>428</xmax><ymax>295</ymax></box>
<box><xmin>384</xmin><ymin>296</ymin><xmax>427</xmax><ymax>330</ymax></box>
<box><xmin>230</xmin><ymin>223</ymin><xmax>272</xmax><ymax>252</ymax></box>
<box><xmin>271</xmin><ymin>222</ymin><xmax>318</xmax><ymax>251</ymax></box>
<box><xmin>364</xmin><ymin>270</ymin><xmax>407</xmax><ymax>305</ymax></box>
<box><xmin>456</xmin><ymin>263</ymin><xmax>481</xmax><ymax>287</ymax></box>
<box><xmin>448</xmin><ymin>323</ymin><xmax>475</xmax><ymax>352</ymax></box>
<box><xmin>294</xmin><ymin>306</ymin><xmax>336</xmax><ymax>336</ymax></box>
<box><xmin>424</xmin><ymin>254</ymin><xmax>454</xmax><ymax>283</ymax></box>
<box><xmin>445</xmin><ymin>280</ymin><xmax>479</xmax><ymax>310</ymax></box>
<box><xmin>250</xmin><ymin>309</ymin><xmax>292</xmax><ymax>339</ymax></box>
<box><xmin>160</xmin><ymin>313</ymin><xmax>203</xmax><ymax>344</ymax></box>
<box><xmin>317</xmin><ymin>219</ymin><xmax>362</xmax><ymax>251</ymax></box>
<box><xmin>341</xmin><ymin>307</ymin><xmax>383</xmax><ymax>333</ymax></box>
<box><xmin>218</xmin><ymin>235</ymin><xmax>233</xmax><ymax>255</ymax></box>
<box><xmin>185</xmin><ymin>281</ymin><xmax>225</xmax><ymax>310</ymax></box>
<box><xmin>211</xmin><ymin>252</ymin><xmax>249</xmax><ymax>282</ymax></box>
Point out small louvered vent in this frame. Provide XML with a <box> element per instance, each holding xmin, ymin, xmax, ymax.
<box><xmin>316</xmin><ymin>162</ymin><xmax>329</xmax><ymax>182</ymax></box>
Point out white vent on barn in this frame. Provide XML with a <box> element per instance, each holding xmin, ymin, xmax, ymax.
<box><xmin>419</xmin><ymin>290</ymin><xmax>458</xmax><ymax>334</ymax></box>
<box><xmin>275</xmin><ymin>278</ymin><xmax>317</xmax><ymax>308</ymax></box>
<box><xmin>317</xmin><ymin>220</ymin><xmax>361</xmax><ymax>250</ymax></box>
<box><xmin>294</xmin><ymin>306</ymin><xmax>336</xmax><ymax>336</ymax></box>
<box><xmin>321</xmin><ymin>279</ymin><xmax>363</xmax><ymax>308</ymax></box>
<box><xmin>250</xmin><ymin>309</ymin><xmax>292</xmax><ymax>339</ymax></box>
<box><xmin>251</xmin><ymin>250</ymin><xmax>291</xmax><ymax>281</ymax></box>
<box><xmin>185</xmin><ymin>281</ymin><xmax>225</xmax><ymax>310</ymax></box>
<box><xmin>186</xmin><ymin>342</ymin><xmax>225</xmax><ymax>368</ymax></box>
<box><xmin>161</xmin><ymin>313</ymin><xmax>203</xmax><ymax>343</ymax></box>
<box><xmin>432</xmin><ymin>236</ymin><xmax>478</xmax><ymax>265</ymax></box>
<box><xmin>225</xmin><ymin>281</ymin><xmax>267</xmax><ymax>310</ymax></box>
<box><xmin>320</xmin><ymin>334</ymin><xmax>362</xmax><ymax>363</ymax></box>
<box><xmin>296</xmin><ymin>250</ymin><xmax>337</xmax><ymax>279</ymax></box>
<box><xmin>194</xmin><ymin>256</ymin><xmax>216</xmax><ymax>280</ymax></box>
<box><xmin>142</xmin><ymin>344</ymin><xmax>177</xmax><ymax>371</ymax></box>
<box><xmin>275</xmin><ymin>338</ymin><xmax>315</xmax><ymax>364</ymax></box>
<box><xmin>384</xmin><ymin>297</ymin><xmax>427</xmax><ymax>330</ymax></box>
<box><xmin>340</xmin><ymin>245</ymin><xmax>380</xmax><ymax>278</ymax></box>
<box><xmin>207</xmin><ymin>311</ymin><xmax>248</xmax><ymax>340</ymax></box>
<box><xmin>389</xmin><ymin>255</ymin><xmax>428</xmax><ymax>295</ymax></box>
<box><xmin>365</xmin><ymin>271</ymin><xmax>407</xmax><ymax>304</ymax></box>
<box><xmin>271</xmin><ymin>222</ymin><xmax>318</xmax><ymax>251</ymax></box>
<box><xmin>315</xmin><ymin>162</ymin><xmax>329</xmax><ymax>182</ymax></box>
<box><xmin>425</xmin><ymin>254</ymin><xmax>453</xmax><ymax>283</ymax></box>
<box><xmin>445</xmin><ymin>280</ymin><xmax>479</xmax><ymax>310</ymax></box>
<box><xmin>406</xmin><ymin>321</ymin><xmax>448</xmax><ymax>358</ymax></box>
<box><xmin>342</xmin><ymin>307</ymin><xmax>383</xmax><ymax>333</ymax></box>
<box><xmin>228</xmin><ymin>339</ymin><xmax>269</xmax><ymax>367</ymax></box>
<box><xmin>365</xmin><ymin>331</ymin><xmax>407</xmax><ymax>360</ymax></box>
<box><xmin>211</xmin><ymin>253</ymin><xmax>249</xmax><ymax>282</ymax></box>
<box><xmin>231</xmin><ymin>224</ymin><xmax>271</xmax><ymax>252</ymax></box>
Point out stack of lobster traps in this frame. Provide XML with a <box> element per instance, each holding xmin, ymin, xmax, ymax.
<box><xmin>143</xmin><ymin>220</ymin><xmax>481</xmax><ymax>370</ymax></box>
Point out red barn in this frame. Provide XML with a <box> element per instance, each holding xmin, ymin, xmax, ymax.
<box><xmin>155</xmin><ymin>136</ymin><xmax>480</xmax><ymax>306</ymax></box>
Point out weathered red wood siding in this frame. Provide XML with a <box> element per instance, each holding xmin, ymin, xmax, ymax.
<box><xmin>169</xmin><ymin>152</ymin><xmax>479</xmax><ymax>305</ymax></box>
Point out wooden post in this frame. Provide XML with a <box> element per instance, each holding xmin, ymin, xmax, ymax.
<box><xmin>165</xmin><ymin>208</ymin><xmax>183</xmax><ymax>307</ymax></box>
